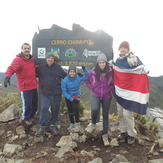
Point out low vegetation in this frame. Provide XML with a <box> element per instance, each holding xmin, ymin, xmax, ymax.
<box><xmin>149</xmin><ymin>121</ymin><xmax>160</xmax><ymax>133</ymax></box>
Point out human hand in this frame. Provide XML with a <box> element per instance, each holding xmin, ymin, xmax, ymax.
<box><xmin>82</xmin><ymin>65</ymin><xmax>85</xmax><ymax>70</ymax></box>
<box><xmin>108</xmin><ymin>60</ymin><xmax>113</xmax><ymax>66</ymax></box>
<box><xmin>4</xmin><ymin>77</ymin><xmax>10</xmax><ymax>88</ymax></box>
<box><xmin>144</xmin><ymin>66</ymin><xmax>150</xmax><ymax>74</ymax></box>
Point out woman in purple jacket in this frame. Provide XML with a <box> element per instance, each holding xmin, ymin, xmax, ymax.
<box><xmin>85</xmin><ymin>53</ymin><xmax>114</xmax><ymax>146</ymax></box>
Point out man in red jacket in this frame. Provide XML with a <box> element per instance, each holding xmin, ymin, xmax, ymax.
<box><xmin>4</xmin><ymin>43</ymin><xmax>38</xmax><ymax>125</ymax></box>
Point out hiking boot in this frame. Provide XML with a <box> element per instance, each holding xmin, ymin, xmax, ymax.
<box><xmin>24</xmin><ymin>120</ymin><xmax>32</xmax><ymax>126</ymax></box>
<box><xmin>49</xmin><ymin>125</ymin><xmax>57</xmax><ymax>136</ymax></box>
<box><xmin>85</xmin><ymin>123</ymin><xmax>96</xmax><ymax>134</ymax></box>
<box><xmin>117</xmin><ymin>132</ymin><xmax>128</xmax><ymax>140</ymax></box>
<box><xmin>102</xmin><ymin>134</ymin><xmax>110</xmax><ymax>146</ymax></box>
<box><xmin>127</xmin><ymin>135</ymin><xmax>135</xmax><ymax>144</ymax></box>
<box><xmin>19</xmin><ymin>119</ymin><xmax>31</xmax><ymax>126</ymax></box>
<box><xmin>36</xmin><ymin>126</ymin><xmax>45</xmax><ymax>136</ymax></box>
<box><xmin>73</xmin><ymin>122</ymin><xmax>80</xmax><ymax>133</ymax></box>
<box><xmin>67</xmin><ymin>123</ymin><xmax>75</xmax><ymax>131</ymax></box>
<box><xmin>30</xmin><ymin>116</ymin><xmax>38</xmax><ymax>125</ymax></box>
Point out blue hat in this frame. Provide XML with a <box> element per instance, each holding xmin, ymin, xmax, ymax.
<box><xmin>68</xmin><ymin>65</ymin><xmax>76</xmax><ymax>72</ymax></box>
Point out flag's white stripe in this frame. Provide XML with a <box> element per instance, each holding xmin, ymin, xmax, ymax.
<box><xmin>115</xmin><ymin>85</ymin><xmax>149</xmax><ymax>104</ymax></box>
<box><xmin>113</xmin><ymin>64</ymin><xmax>146</xmax><ymax>74</ymax></box>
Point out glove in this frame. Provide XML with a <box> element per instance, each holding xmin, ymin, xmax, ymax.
<box><xmin>82</xmin><ymin>65</ymin><xmax>85</xmax><ymax>70</ymax></box>
<box><xmin>73</xmin><ymin>99</ymin><xmax>79</xmax><ymax>103</ymax></box>
<box><xmin>4</xmin><ymin>77</ymin><xmax>10</xmax><ymax>88</ymax></box>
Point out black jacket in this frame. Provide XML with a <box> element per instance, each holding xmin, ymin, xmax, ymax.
<box><xmin>38</xmin><ymin>63</ymin><xmax>67</xmax><ymax>96</ymax></box>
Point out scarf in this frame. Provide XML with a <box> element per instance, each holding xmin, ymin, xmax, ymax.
<box><xmin>119</xmin><ymin>52</ymin><xmax>138</xmax><ymax>67</ymax></box>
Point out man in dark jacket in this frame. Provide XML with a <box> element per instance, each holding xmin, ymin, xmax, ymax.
<box><xmin>36</xmin><ymin>52</ymin><xmax>67</xmax><ymax>136</ymax></box>
<box><xmin>4</xmin><ymin>43</ymin><xmax>38</xmax><ymax>125</ymax></box>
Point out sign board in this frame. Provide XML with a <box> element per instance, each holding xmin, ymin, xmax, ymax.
<box><xmin>32</xmin><ymin>24</ymin><xmax>113</xmax><ymax>67</ymax></box>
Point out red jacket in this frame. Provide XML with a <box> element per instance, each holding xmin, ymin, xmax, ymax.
<box><xmin>5</xmin><ymin>53</ymin><xmax>38</xmax><ymax>91</ymax></box>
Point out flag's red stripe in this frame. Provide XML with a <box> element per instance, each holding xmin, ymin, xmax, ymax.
<box><xmin>114</xmin><ymin>69</ymin><xmax>150</xmax><ymax>93</ymax></box>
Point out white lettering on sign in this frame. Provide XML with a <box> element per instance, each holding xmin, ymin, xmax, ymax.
<box><xmin>83</xmin><ymin>49</ymin><xmax>101</xmax><ymax>58</ymax></box>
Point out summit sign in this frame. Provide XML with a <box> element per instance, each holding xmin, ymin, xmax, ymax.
<box><xmin>32</xmin><ymin>24</ymin><xmax>113</xmax><ymax>67</ymax></box>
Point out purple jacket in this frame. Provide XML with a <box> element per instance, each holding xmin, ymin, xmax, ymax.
<box><xmin>86</xmin><ymin>67</ymin><xmax>114</xmax><ymax>99</ymax></box>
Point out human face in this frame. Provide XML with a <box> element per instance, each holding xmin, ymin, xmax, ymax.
<box><xmin>21</xmin><ymin>45</ymin><xmax>31</xmax><ymax>58</ymax></box>
<box><xmin>119</xmin><ymin>47</ymin><xmax>129</xmax><ymax>56</ymax></box>
<box><xmin>69</xmin><ymin>70</ymin><xmax>76</xmax><ymax>78</ymax></box>
<box><xmin>46</xmin><ymin>57</ymin><xmax>54</xmax><ymax>66</ymax></box>
<box><xmin>98</xmin><ymin>61</ymin><xmax>106</xmax><ymax>70</ymax></box>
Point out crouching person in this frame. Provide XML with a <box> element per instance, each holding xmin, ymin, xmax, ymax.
<box><xmin>36</xmin><ymin>52</ymin><xmax>67</xmax><ymax>136</ymax></box>
<box><xmin>62</xmin><ymin>65</ymin><xmax>89</xmax><ymax>132</ymax></box>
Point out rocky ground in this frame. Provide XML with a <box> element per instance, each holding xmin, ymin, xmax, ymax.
<box><xmin>0</xmin><ymin>104</ymin><xmax>163</xmax><ymax>163</ymax></box>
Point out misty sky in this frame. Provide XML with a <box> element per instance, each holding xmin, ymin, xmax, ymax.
<box><xmin>0</xmin><ymin>0</ymin><xmax>162</xmax><ymax>76</ymax></box>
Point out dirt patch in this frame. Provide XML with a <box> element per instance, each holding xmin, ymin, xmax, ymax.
<box><xmin>0</xmin><ymin>114</ymin><xmax>162</xmax><ymax>163</ymax></box>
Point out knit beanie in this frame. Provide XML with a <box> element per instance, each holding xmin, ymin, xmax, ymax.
<box><xmin>97</xmin><ymin>53</ymin><xmax>107</xmax><ymax>62</ymax></box>
<box><xmin>119</xmin><ymin>41</ymin><xmax>130</xmax><ymax>51</ymax></box>
<box><xmin>46</xmin><ymin>52</ymin><xmax>54</xmax><ymax>59</ymax></box>
<box><xmin>68</xmin><ymin>65</ymin><xmax>76</xmax><ymax>72</ymax></box>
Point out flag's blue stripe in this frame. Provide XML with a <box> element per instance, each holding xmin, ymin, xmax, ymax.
<box><xmin>116</xmin><ymin>94</ymin><xmax>148</xmax><ymax>115</ymax></box>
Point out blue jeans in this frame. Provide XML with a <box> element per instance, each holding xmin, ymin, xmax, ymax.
<box><xmin>20</xmin><ymin>89</ymin><xmax>38</xmax><ymax>121</ymax></box>
<box><xmin>39</xmin><ymin>94</ymin><xmax>61</xmax><ymax>126</ymax></box>
<box><xmin>91</xmin><ymin>96</ymin><xmax>111</xmax><ymax>134</ymax></box>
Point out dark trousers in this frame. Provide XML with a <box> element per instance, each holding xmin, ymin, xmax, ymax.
<box><xmin>20</xmin><ymin>89</ymin><xmax>38</xmax><ymax>121</ymax></box>
<box><xmin>91</xmin><ymin>96</ymin><xmax>112</xmax><ymax>134</ymax></box>
<box><xmin>65</xmin><ymin>98</ymin><xmax>80</xmax><ymax>124</ymax></box>
<box><xmin>39</xmin><ymin>94</ymin><xmax>62</xmax><ymax>126</ymax></box>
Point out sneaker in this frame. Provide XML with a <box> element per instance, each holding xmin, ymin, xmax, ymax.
<box><xmin>68</xmin><ymin>123</ymin><xmax>75</xmax><ymax>131</ymax></box>
<box><xmin>49</xmin><ymin>125</ymin><xmax>57</xmax><ymax>135</ymax></box>
<box><xmin>102</xmin><ymin>134</ymin><xmax>110</xmax><ymax>146</ymax></box>
<box><xmin>73</xmin><ymin>122</ymin><xmax>80</xmax><ymax>133</ymax></box>
<box><xmin>117</xmin><ymin>132</ymin><xmax>128</xmax><ymax>140</ymax></box>
<box><xmin>127</xmin><ymin>135</ymin><xmax>135</xmax><ymax>144</ymax></box>
<box><xmin>36</xmin><ymin>126</ymin><xmax>45</xmax><ymax>136</ymax></box>
<box><xmin>85</xmin><ymin>123</ymin><xmax>96</xmax><ymax>134</ymax></box>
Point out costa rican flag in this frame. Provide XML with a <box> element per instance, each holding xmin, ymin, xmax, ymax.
<box><xmin>113</xmin><ymin>63</ymin><xmax>150</xmax><ymax>115</ymax></box>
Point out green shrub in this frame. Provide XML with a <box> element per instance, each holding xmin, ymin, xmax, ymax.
<box><xmin>0</xmin><ymin>91</ymin><xmax>22</xmax><ymax>113</ymax></box>
<box><xmin>79</xmin><ymin>100</ymin><xmax>85</xmax><ymax>115</ymax></box>
<box><xmin>60</xmin><ymin>97</ymin><xmax>86</xmax><ymax>115</ymax></box>
<box><xmin>149</xmin><ymin>122</ymin><xmax>160</xmax><ymax>133</ymax></box>
<box><xmin>134</xmin><ymin>113</ymin><xmax>148</xmax><ymax>124</ymax></box>
<box><xmin>109</xmin><ymin>113</ymin><xmax>119</xmax><ymax>121</ymax></box>
<box><xmin>7</xmin><ymin>92</ymin><xmax>21</xmax><ymax>108</ymax></box>
<box><xmin>60</xmin><ymin>96</ymin><xmax>67</xmax><ymax>114</ymax></box>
